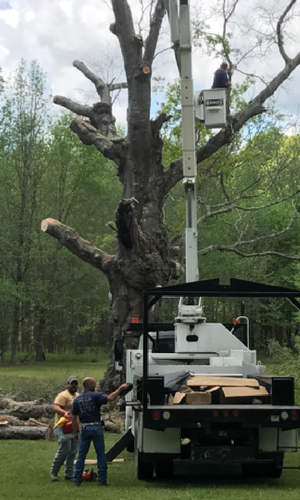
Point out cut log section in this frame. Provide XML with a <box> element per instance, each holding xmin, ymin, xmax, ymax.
<box><xmin>0</xmin><ymin>425</ymin><xmax>49</xmax><ymax>439</ymax></box>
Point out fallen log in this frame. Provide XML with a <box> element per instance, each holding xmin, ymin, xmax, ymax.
<box><xmin>0</xmin><ymin>395</ymin><xmax>54</xmax><ymax>419</ymax></box>
<box><xmin>0</xmin><ymin>425</ymin><xmax>49</xmax><ymax>439</ymax></box>
<box><xmin>0</xmin><ymin>404</ymin><xmax>54</xmax><ymax>419</ymax></box>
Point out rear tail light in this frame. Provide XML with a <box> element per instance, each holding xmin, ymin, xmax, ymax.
<box><xmin>223</xmin><ymin>410</ymin><xmax>229</xmax><ymax>417</ymax></box>
<box><xmin>290</xmin><ymin>411</ymin><xmax>299</xmax><ymax>420</ymax></box>
<box><xmin>233</xmin><ymin>410</ymin><xmax>239</xmax><ymax>417</ymax></box>
<box><xmin>152</xmin><ymin>410</ymin><xmax>161</xmax><ymax>420</ymax></box>
<box><xmin>212</xmin><ymin>410</ymin><xmax>219</xmax><ymax>417</ymax></box>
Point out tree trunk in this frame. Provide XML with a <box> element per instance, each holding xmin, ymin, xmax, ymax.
<box><xmin>10</xmin><ymin>301</ymin><xmax>20</xmax><ymax>364</ymax></box>
<box><xmin>34</xmin><ymin>307</ymin><xmax>46</xmax><ymax>362</ymax></box>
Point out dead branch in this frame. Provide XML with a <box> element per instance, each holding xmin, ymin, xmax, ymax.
<box><xmin>70</xmin><ymin>118</ymin><xmax>124</xmax><ymax>160</ymax></box>
<box><xmin>110</xmin><ymin>0</ymin><xmax>136</xmax><ymax>70</ymax></box>
<box><xmin>53</xmin><ymin>96</ymin><xmax>93</xmax><ymax>119</ymax></box>
<box><xmin>109</xmin><ymin>82</ymin><xmax>128</xmax><ymax>92</ymax></box>
<box><xmin>41</xmin><ymin>218</ymin><xmax>115</xmax><ymax>275</ymax></box>
<box><xmin>73</xmin><ymin>60</ymin><xmax>111</xmax><ymax>103</ymax></box>
<box><xmin>151</xmin><ymin>112</ymin><xmax>172</xmax><ymax>135</ymax></box>
<box><xmin>144</xmin><ymin>0</ymin><xmax>166</xmax><ymax>64</ymax></box>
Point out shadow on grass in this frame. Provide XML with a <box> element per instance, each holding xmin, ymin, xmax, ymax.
<box><xmin>119</xmin><ymin>462</ymin><xmax>300</xmax><ymax>490</ymax></box>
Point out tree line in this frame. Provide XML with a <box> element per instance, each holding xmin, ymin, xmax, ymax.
<box><xmin>0</xmin><ymin>60</ymin><xmax>122</xmax><ymax>362</ymax></box>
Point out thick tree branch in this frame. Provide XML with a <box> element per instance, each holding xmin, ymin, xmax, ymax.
<box><xmin>73</xmin><ymin>60</ymin><xmax>110</xmax><ymax>103</ymax></box>
<box><xmin>163</xmin><ymin>49</ymin><xmax>300</xmax><ymax>194</ymax></box>
<box><xmin>53</xmin><ymin>96</ymin><xmax>93</xmax><ymax>120</ymax></box>
<box><xmin>276</xmin><ymin>0</ymin><xmax>296</xmax><ymax>63</ymax></box>
<box><xmin>109</xmin><ymin>82</ymin><xmax>128</xmax><ymax>92</ymax></box>
<box><xmin>41</xmin><ymin>218</ymin><xmax>115</xmax><ymax>274</ymax></box>
<box><xmin>110</xmin><ymin>0</ymin><xmax>137</xmax><ymax>75</ymax></box>
<box><xmin>151</xmin><ymin>112</ymin><xmax>172</xmax><ymax>134</ymax></box>
<box><xmin>144</xmin><ymin>0</ymin><xmax>166</xmax><ymax>64</ymax></box>
<box><xmin>70</xmin><ymin>118</ymin><xmax>124</xmax><ymax>161</ymax></box>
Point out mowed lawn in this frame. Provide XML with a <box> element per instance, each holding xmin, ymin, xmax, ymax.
<box><xmin>0</xmin><ymin>351</ymin><xmax>109</xmax><ymax>397</ymax></box>
<box><xmin>1</xmin><ymin>434</ymin><xmax>300</xmax><ymax>500</ymax></box>
<box><xmin>1</xmin><ymin>357</ymin><xmax>300</xmax><ymax>499</ymax></box>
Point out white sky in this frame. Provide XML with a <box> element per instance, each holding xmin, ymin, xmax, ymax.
<box><xmin>0</xmin><ymin>0</ymin><xmax>299</xmax><ymax>128</ymax></box>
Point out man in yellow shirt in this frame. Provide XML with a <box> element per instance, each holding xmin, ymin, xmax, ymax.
<box><xmin>50</xmin><ymin>376</ymin><xmax>79</xmax><ymax>482</ymax></box>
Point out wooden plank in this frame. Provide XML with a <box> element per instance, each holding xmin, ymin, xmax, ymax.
<box><xmin>74</xmin><ymin>459</ymin><xmax>124</xmax><ymax>464</ymax></box>
<box><xmin>187</xmin><ymin>376</ymin><xmax>259</xmax><ymax>388</ymax></box>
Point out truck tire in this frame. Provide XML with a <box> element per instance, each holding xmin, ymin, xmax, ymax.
<box><xmin>135</xmin><ymin>449</ymin><xmax>153</xmax><ymax>480</ymax></box>
<box><xmin>155</xmin><ymin>460</ymin><xmax>174</xmax><ymax>479</ymax></box>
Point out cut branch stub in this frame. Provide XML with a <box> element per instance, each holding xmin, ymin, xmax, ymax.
<box><xmin>41</xmin><ymin>218</ymin><xmax>115</xmax><ymax>275</ymax></box>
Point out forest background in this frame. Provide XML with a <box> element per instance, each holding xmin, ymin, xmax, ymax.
<box><xmin>1</xmin><ymin>51</ymin><xmax>300</xmax><ymax>370</ymax></box>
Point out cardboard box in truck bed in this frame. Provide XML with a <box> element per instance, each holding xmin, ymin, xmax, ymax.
<box><xmin>186</xmin><ymin>386</ymin><xmax>220</xmax><ymax>405</ymax></box>
<box><xmin>220</xmin><ymin>385</ymin><xmax>269</xmax><ymax>404</ymax></box>
<box><xmin>173</xmin><ymin>386</ymin><xmax>220</xmax><ymax>405</ymax></box>
<box><xmin>187</xmin><ymin>376</ymin><xmax>259</xmax><ymax>388</ymax></box>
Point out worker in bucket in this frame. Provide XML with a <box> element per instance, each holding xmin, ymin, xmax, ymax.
<box><xmin>212</xmin><ymin>62</ymin><xmax>232</xmax><ymax>89</ymax></box>
<box><xmin>50</xmin><ymin>376</ymin><xmax>79</xmax><ymax>482</ymax></box>
<box><xmin>212</xmin><ymin>61</ymin><xmax>232</xmax><ymax>119</ymax></box>
<box><xmin>71</xmin><ymin>377</ymin><xmax>130</xmax><ymax>487</ymax></box>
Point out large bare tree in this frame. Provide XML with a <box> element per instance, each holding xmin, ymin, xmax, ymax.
<box><xmin>41</xmin><ymin>0</ymin><xmax>300</xmax><ymax>390</ymax></box>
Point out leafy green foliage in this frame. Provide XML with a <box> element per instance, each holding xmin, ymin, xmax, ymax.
<box><xmin>0</xmin><ymin>61</ymin><xmax>122</xmax><ymax>360</ymax></box>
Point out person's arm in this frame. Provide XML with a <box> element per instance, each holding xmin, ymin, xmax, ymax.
<box><xmin>53</xmin><ymin>403</ymin><xmax>70</xmax><ymax>419</ymax></box>
<box><xmin>107</xmin><ymin>383</ymin><xmax>129</xmax><ymax>402</ymax></box>
<box><xmin>71</xmin><ymin>414</ymin><xmax>79</xmax><ymax>440</ymax></box>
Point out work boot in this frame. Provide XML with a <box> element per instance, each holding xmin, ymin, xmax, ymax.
<box><xmin>51</xmin><ymin>473</ymin><xmax>59</xmax><ymax>482</ymax></box>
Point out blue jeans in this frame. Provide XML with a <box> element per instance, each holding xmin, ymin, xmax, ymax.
<box><xmin>73</xmin><ymin>424</ymin><xmax>107</xmax><ymax>485</ymax></box>
<box><xmin>51</xmin><ymin>427</ymin><xmax>79</xmax><ymax>478</ymax></box>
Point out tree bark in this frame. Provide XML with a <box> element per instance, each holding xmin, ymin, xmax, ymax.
<box><xmin>0</xmin><ymin>396</ymin><xmax>54</xmax><ymax>419</ymax></box>
<box><xmin>34</xmin><ymin>307</ymin><xmax>47</xmax><ymax>362</ymax></box>
<box><xmin>0</xmin><ymin>426</ymin><xmax>49</xmax><ymax>439</ymax></box>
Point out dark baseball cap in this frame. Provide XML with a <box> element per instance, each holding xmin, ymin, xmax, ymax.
<box><xmin>66</xmin><ymin>376</ymin><xmax>78</xmax><ymax>384</ymax></box>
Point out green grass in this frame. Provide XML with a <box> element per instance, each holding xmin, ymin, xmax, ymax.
<box><xmin>1</xmin><ymin>348</ymin><xmax>108</xmax><ymax>364</ymax></box>
<box><xmin>0</xmin><ymin>351</ymin><xmax>109</xmax><ymax>399</ymax></box>
<box><xmin>1</xmin><ymin>356</ymin><xmax>300</xmax><ymax>498</ymax></box>
<box><xmin>1</xmin><ymin>434</ymin><xmax>300</xmax><ymax>500</ymax></box>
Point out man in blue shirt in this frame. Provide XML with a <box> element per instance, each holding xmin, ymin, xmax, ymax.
<box><xmin>212</xmin><ymin>62</ymin><xmax>231</xmax><ymax>89</ymax></box>
<box><xmin>71</xmin><ymin>377</ymin><xmax>128</xmax><ymax>486</ymax></box>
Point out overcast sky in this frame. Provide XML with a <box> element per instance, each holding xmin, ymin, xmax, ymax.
<box><xmin>0</xmin><ymin>0</ymin><xmax>299</xmax><ymax>128</ymax></box>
